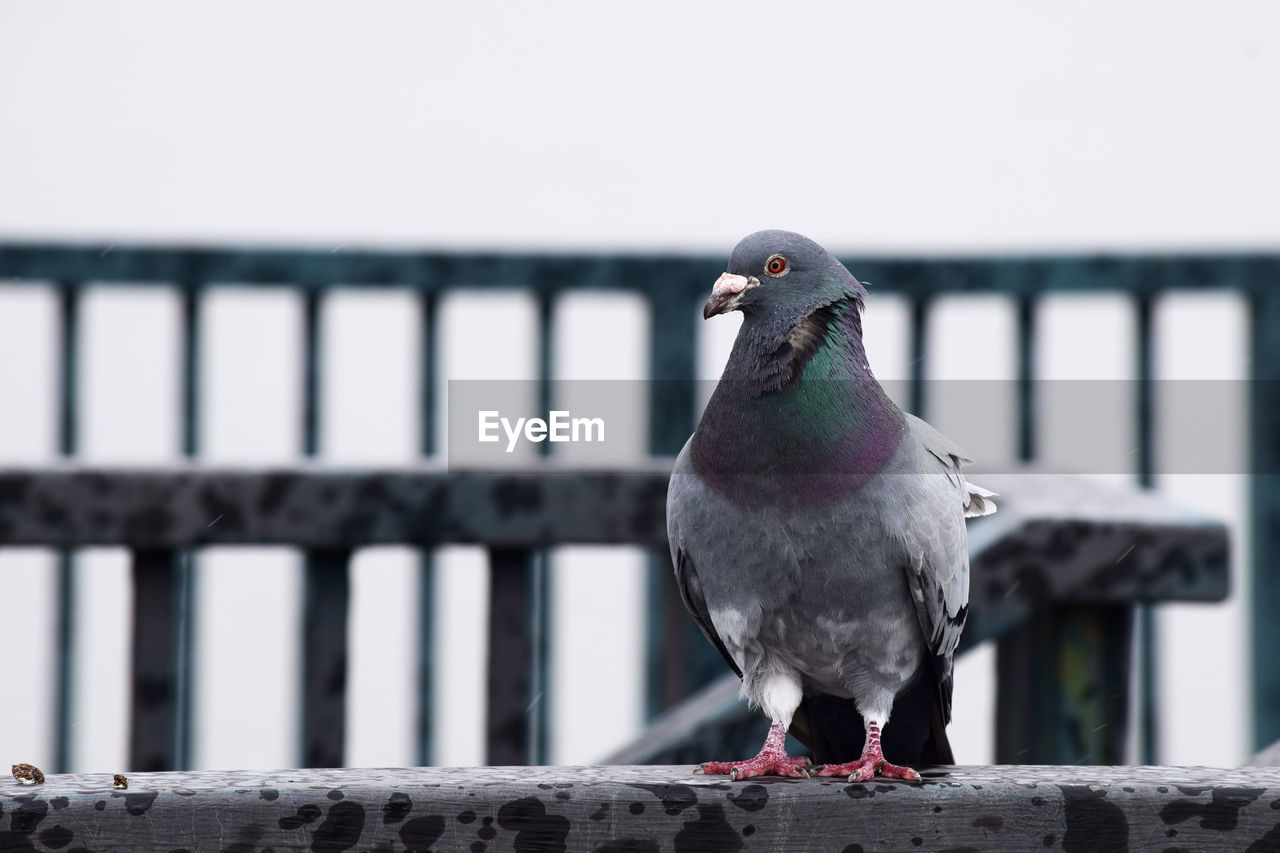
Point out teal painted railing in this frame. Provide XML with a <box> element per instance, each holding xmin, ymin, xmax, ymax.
<box><xmin>0</xmin><ymin>244</ymin><xmax>1276</xmax><ymax>769</ymax></box>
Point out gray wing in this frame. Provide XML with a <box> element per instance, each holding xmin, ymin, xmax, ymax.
<box><xmin>896</xmin><ymin>414</ymin><xmax>996</xmax><ymax>722</ymax></box>
<box><xmin>667</xmin><ymin>442</ymin><xmax>742</xmax><ymax>679</ymax></box>
<box><xmin>672</xmin><ymin>545</ymin><xmax>742</xmax><ymax>679</ymax></box>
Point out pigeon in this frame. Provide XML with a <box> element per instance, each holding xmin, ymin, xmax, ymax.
<box><xmin>666</xmin><ymin>230</ymin><xmax>995</xmax><ymax>782</ymax></box>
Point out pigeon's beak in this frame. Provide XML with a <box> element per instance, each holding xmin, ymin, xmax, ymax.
<box><xmin>703</xmin><ymin>273</ymin><xmax>757</xmax><ymax>319</ymax></box>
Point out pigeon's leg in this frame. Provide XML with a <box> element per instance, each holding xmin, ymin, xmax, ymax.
<box><xmin>695</xmin><ymin>672</ymin><xmax>810</xmax><ymax>780</ymax></box>
<box><xmin>695</xmin><ymin>720</ymin><xmax>810</xmax><ymax>780</ymax></box>
<box><xmin>816</xmin><ymin>713</ymin><xmax>922</xmax><ymax>783</ymax></box>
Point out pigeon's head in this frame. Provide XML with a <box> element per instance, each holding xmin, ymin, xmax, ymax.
<box><xmin>703</xmin><ymin>230</ymin><xmax>867</xmax><ymax>322</ymax></box>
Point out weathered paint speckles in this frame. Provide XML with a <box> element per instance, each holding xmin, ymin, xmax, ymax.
<box><xmin>398</xmin><ymin>815</ymin><xmax>444</xmax><ymax>853</ymax></box>
<box><xmin>1246</xmin><ymin>821</ymin><xmax>1280</xmax><ymax>852</ymax></box>
<box><xmin>122</xmin><ymin>792</ymin><xmax>157</xmax><ymax>816</ymax></box>
<box><xmin>311</xmin><ymin>800</ymin><xmax>365</xmax><ymax>851</ymax></box>
<box><xmin>1159</xmin><ymin>786</ymin><xmax>1266</xmax><ymax>831</ymax></box>
<box><xmin>726</xmin><ymin>784</ymin><xmax>768</xmax><ymax>812</ymax></box>
<box><xmin>11</xmin><ymin>798</ymin><xmax>49</xmax><ymax>832</ymax></box>
<box><xmin>1060</xmin><ymin>785</ymin><xmax>1128</xmax><ymax>853</ymax></box>
<box><xmin>277</xmin><ymin>803</ymin><xmax>322</xmax><ymax>830</ymax></box>
<box><xmin>495</xmin><ymin>797</ymin><xmax>570</xmax><ymax>853</ymax></box>
<box><xmin>627</xmin><ymin>783</ymin><xmax>698</xmax><ymax>816</ymax></box>
<box><xmin>38</xmin><ymin>823</ymin><xmax>73</xmax><ymax>848</ymax></box>
<box><xmin>673</xmin><ymin>804</ymin><xmax>740</xmax><ymax>853</ymax></box>
<box><xmin>594</xmin><ymin>840</ymin><xmax>659</xmax><ymax>853</ymax></box>
<box><xmin>381</xmin><ymin>792</ymin><xmax>411</xmax><ymax>825</ymax></box>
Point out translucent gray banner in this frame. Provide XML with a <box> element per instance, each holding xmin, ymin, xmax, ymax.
<box><xmin>447</xmin><ymin>380</ymin><xmax>1254</xmax><ymax>474</ymax></box>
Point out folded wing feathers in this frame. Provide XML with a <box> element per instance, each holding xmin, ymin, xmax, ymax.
<box><xmin>963</xmin><ymin>482</ymin><xmax>998</xmax><ymax>518</ymax></box>
<box><xmin>924</xmin><ymin>436</ymin><xmax>998</xmax><ymax>518</ymax></box>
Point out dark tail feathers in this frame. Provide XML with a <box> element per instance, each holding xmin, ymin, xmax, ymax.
<box><xmin>789</xmin><ymin>660</ymin><xmax>954</xmax><ymax>766</ymax></box>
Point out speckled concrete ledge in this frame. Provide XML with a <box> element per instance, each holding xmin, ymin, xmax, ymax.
<box><xmin>5</xmin><ymin>764</ymin><xmax>1280</xmax><ymax>852</ymax></box>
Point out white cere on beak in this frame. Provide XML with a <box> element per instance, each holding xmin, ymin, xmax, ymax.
<box><xmin>712</xmin><ymin>273</ymin><xmax>751</xmax><ymax>300</ymax></box>
<box><xmin>703</xmin><ymin>273</ymin><xmax>762</xmax><ymax>318</ymax></box>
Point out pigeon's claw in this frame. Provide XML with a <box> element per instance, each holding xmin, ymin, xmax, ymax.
<box><xmin>816</xmin><ymin>757</ymin><xmax>921</xmax><ymax>784</ymax></box>
<box><xmin>695</xmin><ymin>720</ymin><xmax>810</xmax><ymax>780</ymax></box>
<box><xmin>698</xmin><ymin>754</ymin><xmax>810</xmax><ymax>780</ymax></box>
<box><xmin>878</xmin><ymin>761</ymin><xmax>922</xmax><ymax>782</ymax></box>
<box><xmin>814</xmin><ymin>719</ymin><xmax>923</xmax><ymax>784</ymax></box>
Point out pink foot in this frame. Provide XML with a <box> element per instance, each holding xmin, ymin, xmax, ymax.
<box><xmin>694</xmin><ymin>721</ymin><xmax>811</xmax><ymax>780</ymax></box>
<box><xmin>698</xmin><ymin>753</ymin><xmax>810</xmax><ymax>780</ymax></box>
<box><xmin>817</xmin><ymin>756</ymin><xmax>920</xmax><ymax>783</ymax></box>
<box><xmin>814</xmin><ymin>719</ymin><xmax>923</xmax><ymax>784</ymax></box>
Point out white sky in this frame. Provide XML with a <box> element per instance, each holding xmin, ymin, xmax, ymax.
<box><xmin>2</xmin><ymin>2</ymin><xmax>1278</xmax><ymax>252</ymax></box>
<box><xmin>0</xmin><ymin>1</ymin><xmax>1272</xmax><ymax>773</ymax></box>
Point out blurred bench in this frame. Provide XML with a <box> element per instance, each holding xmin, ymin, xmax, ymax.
<box><xmin>610</xmin><ymin>471</ymin><xmax>1228</xmax><ymax>767</ymax></box>
<box><xmin>0</xmin><ymin>465</ymin><xmax>1226</xmax><ymax>770</ymax></box>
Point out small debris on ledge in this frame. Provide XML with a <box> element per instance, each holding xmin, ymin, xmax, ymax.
<box><xmin>11</xmin><ymin>763</ymin><xmax>45</xmax><ymax>785</ymax></box>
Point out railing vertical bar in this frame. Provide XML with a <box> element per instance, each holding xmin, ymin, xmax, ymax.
<box><xmin>302</xmin><ymin>548</ymin><xmax>352</xmax><ymax>768</ymax></box>
<box><xmin>1135</xmin><ymin>295</ymin><xmax>1156</xmax><ymax>488</ymax></box>
<box><xmin>646</xmin><ymin>272</ymin><xmax>705</xmax><ymax>718</ymax></box>
<box><xmin>1135</xmin><ymin>293</ymin><xmax>1158</xmax><ymax>765</ymax></box>
<box><xmin>486</xmin><ymin>547</ymin><xmax>535</xmax><ymax>765</ymax></box>
<box><xmin>536</xmin><ymin>292</ymin><xmax>555</xmax><ymax>437</ymax></box>
<box><xmin>53</xmin><ymin>282</ymin><xmax>81</xmax><ymax>773</ymax></box>
<box><xmin>416</xmin><ymin>291</ymin><xmax>438</xmax><ymax>767</ymax></box>
<box><xmin>52</xmin><ymin>562</ymin><xmax>75</xmax><ymax>773</ymax></box>
<box><xmin>179</xmin><ymin>287</ymin><xmax>201</xmax><ymax>458</ymax></box>
<box><xmin>528</xmin><ymin>549</ymin><xmax>549</xmax><ymax>765</ymax></box>
<box><xmin>995</xmin><ymin>604</ymin><xmax>1133</xmax><ymax>764</ymax></box>
<box><xmin>57</xmin><ymin>284</ymin><xmax>81</xmax><ymax>457</ymax></box>
<box><xmin>299</xmin><ymin>286</ymin><xmax>350</xmax><ymax>766</ymax></box>
<box><xmin>1250</xmin><ymin>289</ymin><xmax>1280</xmax><ymax>750</ymax></box>
<box><xmin>1016</xmin><ymin>296</ymin><xmax>1037</xmax><ymax>462</ymax></box>
<box><xmin>419</xmin><ymin>292</ymin><xmax>439</xmax><ymax>458</ymax></box>
<box><xmin>170</xmin><ymin>284</ymin><xmax>201</xmax><ymax>770</ymax></box>
<box><xmin>302</xmin><ymin>289</ymin><xmax>323</xmax><ymax>457</ymax></box>
<box><xmin>529</xmin><ymin>291</ymin><xmax>555</xmax><ymax>764</ymax></box>
<box><xmin>129</xmin><ymin>549</ymin><xmax>182</xmax><ymax>771</ymax></box>
<box><xmin>995</xmin><ymin>291</ymin><xmax>1044</xmax><ymax>763</ymax></box>
<box><xmin>909</xmin><ymin>296</ymin><xmax>929</xmax><ymax>420</ymax></box>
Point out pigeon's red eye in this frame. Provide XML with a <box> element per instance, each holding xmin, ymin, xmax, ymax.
<box><xmin>764</xmin><ymin>254</ymin><xmax>789</xmax><ymax>277</ymax></box>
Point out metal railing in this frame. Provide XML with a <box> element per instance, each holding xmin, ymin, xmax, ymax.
<box><xmin>0</xmin><ymin>243</ymin><xmax>1276</xmax><ymax>769</ymax></box>
<box><xmin>0</xmin><ymin>463</ymin><xmax>1231</xmax><ymax>771</ymax></box>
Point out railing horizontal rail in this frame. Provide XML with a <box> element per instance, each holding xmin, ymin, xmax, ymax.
<box><xmin>5</xmin><ymin>764</ymin><xmax>1279</xmax><ymax>852</ymax></box>
<box><xmin>1</xmin><ymin>465</ymin><xmax>1229</xmax><ymax>677</ymax></box>
<box><xmin>0</xmin><ymin>468</ymin><xmax>1227</xmax><ymax>594</ymax></box>
<box><xmin>0</xmin><ymin>464</ymin><xmax>673</xmax><ymax>548</ymax></box>
<box><xmin>3</xmin><ymin>243</ymin><xmax>1279</xmax><ymax>295</ymax></box>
